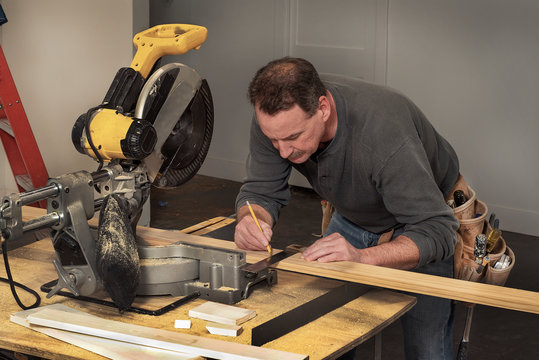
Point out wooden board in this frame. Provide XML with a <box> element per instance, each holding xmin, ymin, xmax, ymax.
<box><xmin>25</xmin><ymin>307</ymin><xmax>307</xmax><ymax>360</ymax></box>
<box><xmin>11</xmin><ymin>304</ymin><xmax>202</xmax><ymax>360</ymax></box>
<box><xmin>19</xmin><ymin>205</ymin><xmax>539</xmax><ymax>314</ymax></box>
<box><xmin>139</xmin><ymin>226</ymin><xmax>539</xmax><ymax>314</ymax></box>
<box><xmin>140</xmin><ymin>221</ymin><xmax>539</xmax><ymax>313</ymax></box>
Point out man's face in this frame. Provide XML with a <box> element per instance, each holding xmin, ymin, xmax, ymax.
<box><xmin>256</xmin><ymin>103</ymin><xmax>327</xmax><ymax>164</ymax></box>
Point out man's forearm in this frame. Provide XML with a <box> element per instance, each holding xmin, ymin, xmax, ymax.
<box><xmin>358</xmin><ymin>235</ymin><xmax>420</xmax><ymax>270</ymax></box>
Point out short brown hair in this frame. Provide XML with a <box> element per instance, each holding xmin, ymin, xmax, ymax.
<box><xmin>248</xmin><ymin>57</ymin><xmax>327</xmax><ymax>116</ymax></box>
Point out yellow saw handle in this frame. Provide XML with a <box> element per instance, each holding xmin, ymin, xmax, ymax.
<box><xmin>130</xmin><ymin>24</ymin><xmax>208</xmax><ymax>78</ymax></box>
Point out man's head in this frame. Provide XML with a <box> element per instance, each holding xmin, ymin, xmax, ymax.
<box><xmin>248</xmin><ymin>57</ymin><xmax>336</xmax><ymax>164</ymax></box>
<box><xmin>248</xmin><ymin>57</ymin><xmax>326</xmax><ymax>116</ymax></box>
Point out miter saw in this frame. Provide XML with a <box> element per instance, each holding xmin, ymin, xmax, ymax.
<box><xmin>0</xmin><ymin>24</ymin><xmax>275</xmax><ymax>312</ymax></box>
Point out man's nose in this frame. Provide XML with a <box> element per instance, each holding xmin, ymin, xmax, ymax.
<box><xmin>277</xmin><ymin>141</ymin><xmax>293</xmax><ymax>159</ymax></box>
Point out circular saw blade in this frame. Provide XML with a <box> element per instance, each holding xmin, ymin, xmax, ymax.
<box><xmin>159</xmin><ymin>78</ymin><xmax>213</xmax><ymax>187</ymax></box>
<box><xmin>135</xmin><ymin>63</ymin><xmax>214</xmax><ymax>187</ymax></box>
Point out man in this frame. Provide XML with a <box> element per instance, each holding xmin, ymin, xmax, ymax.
<box><xmin>235</xmin><ymin>57</ymin><xmax>460</xmax><ymax>359</ymax></box>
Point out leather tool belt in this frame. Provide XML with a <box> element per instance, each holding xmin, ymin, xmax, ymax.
<box><xmin>320</xmin><ymin>174</ymin><xmax>514</xmax><ymax>288</ymax></box>
<box><xmin>447</xmin><ymin>175</ymin><xmax>514</xmax><ymax>286</ymax></box>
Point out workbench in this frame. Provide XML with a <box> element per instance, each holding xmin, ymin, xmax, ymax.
<box><xmin>0</xmin><ymin>225</ymin><xmax>416</xmax><ymax>360</ymax></box>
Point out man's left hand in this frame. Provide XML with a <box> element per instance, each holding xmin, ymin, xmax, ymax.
<box><xmin>302</xmin><ymin>232</ymin><xmax>364</xmax><ymax>263</ymax></box>
<box><xmin>302</xmin><ymin>232</ymin><xmax>420</xmax><ymax>269</ymax></box>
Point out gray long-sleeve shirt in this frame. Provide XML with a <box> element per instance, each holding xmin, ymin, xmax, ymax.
<box><xmin>236</xmin><ymin>74</ymin><xmax>460</xmax><ymax>267</ymax></box>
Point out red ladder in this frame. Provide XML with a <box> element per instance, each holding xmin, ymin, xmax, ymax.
<box><xmin>0</xmin><ymin>44</ymin><xmax>49</xmax><ymax>205</ymax></box>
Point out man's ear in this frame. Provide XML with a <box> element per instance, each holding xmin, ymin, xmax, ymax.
<box><xmin>319</xmin><ymin>95</ymin><xmax>331</xmax><ymax>122</ymax></box>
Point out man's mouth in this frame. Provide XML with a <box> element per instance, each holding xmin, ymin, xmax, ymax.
<box><xmin>288</xmin><ymin>151</ymin><xmax>305</xmax><ymax>161</ymax></box>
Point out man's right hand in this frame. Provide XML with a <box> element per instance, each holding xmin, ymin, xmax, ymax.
<box><xmin>234</xmin><ymin>204</ymin><xmax>273</xmax><ymax>251</ymax></box>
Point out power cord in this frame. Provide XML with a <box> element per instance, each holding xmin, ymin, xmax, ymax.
<box><xmin>83</xmin><ymin>105</ymin><xmax>105</xmax><ymax>172</ymax></box>
<box><xmin>1</xmin><ymin>105</ymin><xmax>109</xmax><ymax>311</ymax></box>
<box><xmin>1</xmin><ymin>240</ymin><xmax>41</xmax><ymax>310</ymax></box>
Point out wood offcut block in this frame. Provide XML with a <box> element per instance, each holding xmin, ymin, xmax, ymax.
<box><xmin>189</xmin><ymin>301</ymin><xmax>256</xmax><ymax>325</ymax></box>
<box><xmin>206</xmin><ymin>322</ymin><xmax>243</xmax><ymax>337</ymax></box>
<box><xmin>174</xmin><ymin>319</ymin><xmax>192</xmax><ymax>329</ymax></box>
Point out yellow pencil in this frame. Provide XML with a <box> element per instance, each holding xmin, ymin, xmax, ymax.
<box><xmin>246</xmin><ymin>201</ymin><xmax>272</xmax><ymax>255</ymax></box>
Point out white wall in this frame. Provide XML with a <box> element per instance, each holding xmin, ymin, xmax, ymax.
<box><xmin>0</xmin><ymin>0</ymin><xmax>148</xmax><ymax>194</ymax></box>
<box><xmin>150</xmin><ymin>0</ymin><xmax>539</xmax><ymax>236</ymax></box>
<box><xmin>387</xmin><ymin>0</ymin><xmax>539</xmax><ymax>236</ymax></box>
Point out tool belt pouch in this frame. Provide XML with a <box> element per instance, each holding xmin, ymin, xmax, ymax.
<box><xmin>449</xmin><ymin>180</ymin><xmax>514</xmax><ymax>286</ymax></box>
<box><xmin>449</xmin><ymin>180</ymin><xmax>487</xmax><ymax>280</ymax></box>
<box><xmin>485</xmin><ymin>245</ymin><xmax>515</xmax><ymax>286</ymax></box>
<box><xmin>483</xmin><ymin>222</ymin><xmax>515</xmax><ymax>287</ymax></box>
<box><xmin>454</xmin><ymin>232</ymin><xmax>486</xmax><ymax>282</ymax></box>
<box><xmin>457</xmin><ymin>196</ymin><xmax>488</xmax><ymax>249</ymax></box>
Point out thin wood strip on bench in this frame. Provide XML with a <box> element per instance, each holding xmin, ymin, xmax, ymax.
<box><xmin>21</xmin><ymin>206</ymin><xmax>539</xmax><ymax>314</ymax></box>
<box><xmin>191</xmin><ymin>217</ymin><xmax>236</xmax><ymax>235</ymax></box>
<box><xmin>180</xmin><ymin>217</ymin><xmax>228</xmax><ymax>234</ymax></box>
<box><xmin>25</xmin><ymin>307</ymin><xmax>307</xmax><ymax>360</ymax></box>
